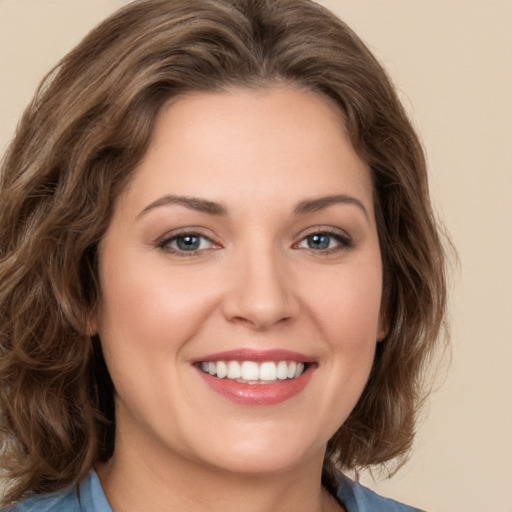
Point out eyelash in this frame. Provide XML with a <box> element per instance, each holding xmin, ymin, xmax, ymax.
<box><xmin>157</xmin><ymin>229</ymin><xmax>352</xmax><ymax>256</ymax></box>
<box><xmin>157</xmin><ymin>230</ymin><xmax>216</xmax><ymax>256</ymax></box>
<box><xmin>294</xmin><ymin>230</ymin><xmax>353</xmax><ymax>253</ymax></box>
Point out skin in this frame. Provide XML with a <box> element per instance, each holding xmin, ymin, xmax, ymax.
<box><xmin>94</xmin><ymin>85</ymin><xmax>385</xmax><ymax>512</ymax></box>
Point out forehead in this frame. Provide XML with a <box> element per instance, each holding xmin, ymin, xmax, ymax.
<box><xmin>118</xmin><ymin>86</ymin><xmax>373</xmax><ymax>217</ymax></box>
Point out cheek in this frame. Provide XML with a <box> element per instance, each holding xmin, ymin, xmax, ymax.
<box><xmin>305</xmin><ymin>263</ymin><xmax>382</xmax><ymax>429</ymax></box>
<box><xmin>307</xmin><ymin>259</ymin><xmax>383</xmax><ymax>346</ymax></box>
<box><xmin>95</xmin><ymin>252</ymin><xmax>211</xmax><ymax>426</ymax></box>
<box><xmin>303</xmin><ymin>256</ymin><xmax>382</xmax><ymax>399</ymax></box>
<box><xmin>95</xmin><ymin>255</ymin><xmax>230</xmax><ymax>416</ymax></box>
<box><xmin>97</xmin><ymin>253</ymin><xmax>212</xmax><ymax>353</ymax></box>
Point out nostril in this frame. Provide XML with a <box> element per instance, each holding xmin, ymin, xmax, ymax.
<box><xmin>220</xmin><ymin>256</ymin><xmax>301</xmax><ymax>330</ymax></box>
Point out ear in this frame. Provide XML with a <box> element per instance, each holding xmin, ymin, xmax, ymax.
<box><xmin>84</xmin><ymin>312</ymin><xmax>98</xmax><ymax>337</ymax></box>
<box><xmin>376</xmin><ymin>312</ymin><xmax>389</xmax><ymax>342</ymax></box>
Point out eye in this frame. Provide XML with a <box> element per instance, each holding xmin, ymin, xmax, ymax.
<box><xmin>158</xmin><ymin>232</ymin><xmax>216</xmax><ymax>255</ymax></box>
<box><xmin>296</xmin><ymin>231</ymin><xmax>352</xmax><ymax>252</ymax></box>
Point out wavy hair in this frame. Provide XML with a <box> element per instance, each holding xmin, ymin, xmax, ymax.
<box><xmin>0</xmin><ymin>0</ymin><xmax>448</xmax><ymax>504</ymax></box>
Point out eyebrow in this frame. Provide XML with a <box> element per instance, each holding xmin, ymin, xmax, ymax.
<box><xmin>138</xmin><ymin>193</ymin><xmax>369</xmax><ymax>220</ymax></box>
<box><xmin>293</xmin><ymin>194</ymin><xmax>370</xmax><ymax>221</ymax></box>
<box><xmin>138</xmin><ymin>195</ymin><xmax>227</xmax><ymax>217</ymax></box>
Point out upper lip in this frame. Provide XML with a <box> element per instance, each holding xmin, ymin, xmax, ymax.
<box><xmin>192</xmin><ymin>348</ymin><xmax>315</xmax><ymax>364</ymax></box>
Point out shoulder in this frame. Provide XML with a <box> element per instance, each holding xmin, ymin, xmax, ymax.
<box><xmin>2</xmin><ymin>471</ymin><xmax>112</xmax><ymax>512</ymax></box>
<box><xmin>2</xmin><ymin>486</ymin><xmax>80</xmax><ymax>512</ymax></box>
<box><xmin>337</xmin><ymin>477</ymin><xmax>425</xmax><ymax>512</ymax></box>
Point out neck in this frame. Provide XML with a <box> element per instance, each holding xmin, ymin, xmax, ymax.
<box><xmin>96</xmin><ymin>432</ymin><xmax>343</xmax><ymax>512</ymax></box>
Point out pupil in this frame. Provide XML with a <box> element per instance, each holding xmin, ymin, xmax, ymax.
<box><xmin>177</xmin><ymin>235</ymin><xmax>199</xmax><ymax>251</ymax></box>
<box><xmin>308</xmin><ymin>234</ymin><xmax>329</xmax><ymax>249</ymax></box>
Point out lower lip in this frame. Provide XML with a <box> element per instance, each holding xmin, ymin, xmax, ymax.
<box><xmin>196</xmin><ymin>366</ymin><xmax>314</xmax><ymax>405</ymax></box>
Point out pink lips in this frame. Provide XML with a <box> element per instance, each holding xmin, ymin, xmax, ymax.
<box><xmin>194</xmin><ymin>349</ymin><xmax>316</xmax><ymax>406</ymax></box>
<box><xmin>194</xmin><ymin>348</ymin><xmax>315</xmax><ymax>364</ymax></box>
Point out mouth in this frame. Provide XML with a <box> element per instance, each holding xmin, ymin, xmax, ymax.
<box><xmin>193</xmin><ymin>349</ymin><xmax>316</xmax><ymax>405</ymax></box>
<box><xmin>196</xmin><ymin>360</ymin><xmax>309</xmax><ymax>384</ymax></box>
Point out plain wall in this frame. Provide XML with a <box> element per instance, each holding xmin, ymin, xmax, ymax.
<box><xmin>1</xmin><ymin>1</ymin><xmax>511</xmax><ymax>511</ymax></box>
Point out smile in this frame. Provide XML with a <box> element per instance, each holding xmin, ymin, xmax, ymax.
<box><xmin>194</xmin><ymin>349</ymin><xmax>316</xmax><ymax>405</ymax></box>
<box><xmin>198</xmin><ymin>360</ymin><xmax>306</xmax><ymax>383</ymax></box>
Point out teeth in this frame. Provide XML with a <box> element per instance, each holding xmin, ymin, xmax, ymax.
<box><xmin>227</xmin><ymin>361</ymin><xmax>241</xmax><ymax>379</ymax></box>
<box><xmin>241</xmin><ymin>361</ymin><xmax>259</xmax><ymax>381</ymax></box>
<box><xmin>276</xmin><ymin>361</ymin><xmax>288</xmax><ymax>380</ymax></box>
<box><xmin>260</xmin><ymin>362</ymin><xmax>276</xmax><ymax>381</ymax></box>
<box><xmin>199</xmin><ymin>360</ymin><xmax>307</xmax><ymax>382</ymax></box>
<box><xmin>216</xmin><ymin>360</ymin><xmax>227</xmax><ymax>379</ymax></box>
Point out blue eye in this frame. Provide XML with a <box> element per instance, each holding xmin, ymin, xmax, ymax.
<box><xmin>305</xmin><ymin>234</ymin><xmax>331</xmax><ymax>250</ymax></box>
<box><xmin>159</xmin><ymin>233</ymin><xmax>213</xmax><ymax>254</ymax></box>
<box><xmin>297</xmin><ymin>232</ymin><xmax>351</xmax><ymax>251</ymax></box>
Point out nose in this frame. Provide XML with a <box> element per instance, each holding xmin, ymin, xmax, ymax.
<box><xmin>221</xmin><ymin>245</ymin><xmax>300</xmax><ymax>330</ymax></box>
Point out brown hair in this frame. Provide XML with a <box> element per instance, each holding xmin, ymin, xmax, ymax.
<box><xmin>0</xmin><ymin>0</ymin><xmax>448</xmax><ymax>504</ymax></box>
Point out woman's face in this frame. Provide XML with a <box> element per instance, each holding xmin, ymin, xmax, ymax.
<box><xmin>96</xmin><ymin>86</ymin><xmax>385</xmax><ymax>477</ymax></box>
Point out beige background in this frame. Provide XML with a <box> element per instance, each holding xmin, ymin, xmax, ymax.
<box><xmin>1</xmin><ymin>1</ymin><xmax>511</xmax><ymax>511</ymax></box>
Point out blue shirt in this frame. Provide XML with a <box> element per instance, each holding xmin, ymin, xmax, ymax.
<box><xmin>4</xmin><ymin>470</ymin><xmax>423</xmax><ymax>511</ymax></box>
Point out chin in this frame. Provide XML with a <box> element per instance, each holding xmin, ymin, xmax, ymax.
<box><xmin>205</xmin><ymin>450</ymin><xmax>311</xmax><ymax>477</ymax></box>
<box><xmin>189</xmin><ymin>426</ymin><xmax>325</xmax><ymax>478</ymax></box>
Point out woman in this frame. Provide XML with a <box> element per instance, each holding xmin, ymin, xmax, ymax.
<box><xmin>0</xmin><ymin>0</ymin><xmax>448</xmax><ymax>510</ymax></box>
